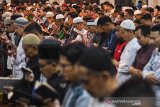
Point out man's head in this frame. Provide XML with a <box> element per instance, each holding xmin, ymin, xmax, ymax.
<box><xmin>73</xmin><ymin>17</ymin><xmax>84</xmax><ymax>31</ymax></box>
<box><xmin>11</xmin><ymin>14</ymin><xmax>23</xmax><ymax>21</ymax></box>
<box><xmin>141</xmin><ymin>5</ymin><xmax>148</xmax><ymax>15</ymax></box>
<box><xmin>4</xmin><ymin>17</ymin><xmax>13</xmax><ymax>33</ymax></box>
<box><xmin>112</xmin><ymin>78</ymin><xmax>155</xmax><ymax>107</ymax></box>
<box><xmin>38</xmin><ymin>39</ymin><xmax>61</xmax><ymax>79</ymax></box>
<box><xmin>117</xmin><ymin>19</ymin><xmax>135</xmax><ymax>41</ymax></box>
<box><xmin>135</xmin><ymin>25</ymin><xmax>150</xmax><ymax>46</ymax></box>
<box><xmin>60</xmin><ymin>3</ymin><xmax>67</xmax><ymax>12</ymax></box>
<box><xmin>134</xmin><ymin>10</ymin><xmax>142</xmax><ymax>20</ymax></box>
<box><xmin>2</xmin><ymin>12</ymin><xmax>12</xmax><ymax>20</ymax></box>
<box><xmin>55</xmin><ymin>14</ymin><xmax>65</xmax><ymax>26</ymax></box>
<box><xmin>145</xmin><ymin>7</ymin><xmax>154</xmax><ymax>15</ymax></box>
<box><xmin>97</xmin><ymin>15</ymin><xmax>113</xmax><ymax>33</ymax></box>
<box><xmin>46</xmin><ymin>11</ymin><xmax>54</xmax><ymax>23</ymax></box>
<box><xmin>83</xmin><ymin>5</ymin><xmax>94</xmax><ymax>17</ymax></box>
<box><xmin>154</xmin><ymin>6</ymin><xmax>160</xmax><ymax>17</ymax></box>
<box><xmin>124</xmin><ymin>9</ymin><xmax>134</xmax><ymax>20</ymax></box>
<box><xmin>134</xmin><ymin>19</ymin><xmax>141</xmax><ymax>28</ymax></box>
<box><xmin>24</xmin><ymin>22</ymin><xmax>43</xmax><ymax>40</ymax></box>
<box><xmin>87</xmin><ymin>18</ymin><xmax>98</xmax><ymax>33</ymax></box>
<box><xmin>10</xmin><ymin>14</ymin><xmax>23</xmax><ymax>32</ymax></box>
<box><xmin>59</xmin><ymin>42</ymin><xmax>86</xmax><ymax>81</ymax></box>
<box><xmin>14</xmin><ymin>17</ymin><xmax>28</xmax><ymax>36</ymax></box>
<box><xmin>23</xmin><ymin>33</ymin><xmax>40</xmax><ymax>58</ymax></box>
<box><xmin>78</xmin><ymin>47</ymin><xmax>117</xmax><ymax>98</ymax></box>
<box><xmin>102</xmin><ymin>1</ymin><xmax>114</xmax><ymax>12</ymax></box>
<box><xmin>68</xmin><ymin>12</ymin><xmax>78</xmax><ymax>26</ymax></box>
<box><xmin>150</xmin><ymin>24</ymin><xmax>160</xmax><ymax>47</ymax></box>
<box><xmin>140</xmin><ymin>13</ymin><xmax>153</xmax><ymax>26</ymax></box>
<box><xmin>115</xmin><ymin>12</ymin><xmax>124</xmax><ymax>25</ymax></box>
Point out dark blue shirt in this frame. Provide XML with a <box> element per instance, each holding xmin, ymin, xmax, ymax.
<box><xmin>105</xmin><ymin>29</ymin><xmax>117</xmax><ymax>56</ymax></box>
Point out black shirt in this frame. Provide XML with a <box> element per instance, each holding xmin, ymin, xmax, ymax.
<box><xmin>47</xmin><ymin>72</ymin><xmax>68</xmax><ymax>104</ymax></box>
<box><xmin>27</xmin><ymin>55</ymin><xmax>41</xmax><ymax>81</ymax></box>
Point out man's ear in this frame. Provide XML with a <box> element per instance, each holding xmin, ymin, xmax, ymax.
<box><xmin>100</xmin><ymin>71</ymin><xmax>110</xmax><ymax>80</ymax></box>
<box><xmin>51</xmin><ymin>63</ymin><xmax>57</xmax><ymax>67</ymax></box>
<box><xmin>32</xmin><ymin>46</ymin><xmax>37</xmax><ymax>50</ymax></box>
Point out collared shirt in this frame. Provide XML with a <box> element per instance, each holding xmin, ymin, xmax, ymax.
<box><xmin>142</xmin><ymin>48</ymin><xmax>160</xmax><ymax>98</ymax></box>
<box><xmin>142</xmin><ymin>48</ymin><xmax>160</xmax><ymax>79</ymax></box>
<box><xmin>132</xmin><ymin>45</ymin><xmax>156</xmax><ymax>70</ymax></box>
<box><xmin>62</xmin><ymin>83</ymin><xmax>91</xmax><ymax>107</ymax></box>
<box><xmin>118</xmin><ymin>37</ymin><xmax>141</xmax><ymax>73</ymax></box>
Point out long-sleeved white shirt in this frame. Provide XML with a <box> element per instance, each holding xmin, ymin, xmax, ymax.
<box><xmin>142</xmin><ymin>48</ymin><xmax>160</xmax><ymax>98</ymax></box>
<box><xmin>117</xmin><ymin>37</ymin><xmax>141</xmax><ymax>85</ymax></box>
<box><xmin>142</xmin><ymin>48</ymin><xmax>160</xmax><ymax>79</ymax></box>
<box><xmin>13</xmin><ymin>37</ymin><xmax>26</xmax><ymax>78</ymax></box>
<box><xmin>72</xmin><ymin>28</ymin><xmax>88</xmax><ymax>43</ymax></box>
<box><xmin>118</xmin><ymin>37</ymin><xmax>141</xmax><ymax>73</ymax></box>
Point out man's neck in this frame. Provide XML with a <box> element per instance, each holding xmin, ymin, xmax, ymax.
<box><xmin>128</xmin><ymin>34</ymin><xmax>135</xmax><ymax>42</ymax></box>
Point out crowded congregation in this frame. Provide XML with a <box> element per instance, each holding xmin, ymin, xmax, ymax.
<box><xmin>0</xmin><ymin>0</ymin><xmax>160</xmax><ymax>107</ymax></box>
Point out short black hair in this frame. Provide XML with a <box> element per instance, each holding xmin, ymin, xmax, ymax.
<box><xmin>108</xmin><ymin>3</ymin><xmax>114</xmax><ymax>9</ymax></box>
<box><xmin>151</xmin><ymin>24</ymin><xmax>160</xmax><ymax>32</ymax></box>
<box><xmin>125</xmin><ymin>9</ymin><xmax>134</xmax><ymax>16</ymax></box>
<box><xmin>83</xmin><ymin>16</ymin><xmax>93</xmax><ymax>22</ymax></box>
<box><xmin>79</xmin><ymin>47</ymin><xmax>116</xmax><ymax>76</ymax></box>
<box><xmin>61</xmin><ymin>42</ymin><xmax>86</xmax><ymax>64</ymax></box>
<box><xmin>97</xmin><ymin>15</ymin><xmax>112</xmax><ymax>26</ymax></box>
<box><xmin>111</xmin><ymin>78</ymin><xmax>155</xmax><ymax>107</ymax></box>
<box><xmin>52</xmin><ymin>1</ymin><xmax>59</xmax><ymax>5</ymax></box>
<box><xmin>138</xmin><ymin>0</ymin><xmax>142</xmax><ymax>3</ymax></box>
<box><xmin>102</xmin><ymin>1</ymin><xmax>110</xmax><ymax>6</ymax></box>
<box><xmin>115</xmin><ymin>5</ymin><xmax>122</xmax><ymax>13</ymax></box>
<box><xmin>84</xmin><ymin>5</ymin><xmax>93</xmax><ymax>11</ymax></box>
<box><xmin>134</xmin><ymin>19</ymin><xmax>141</xmax><ymax>24</ymax></box>
<box><xmin>155</xmin><ymin>5</ymin><xmax>160</xmax><ymax>11</ymax></box>
<box><xmin>112</xmin><ymin>78</ymin><xmax>155</xmax><ymax>97</ymax></box>
<box><xmin>135</xmin><ymin>25</ymin><xmax>150</xmax><ymax>37</ymax></box>
<box><xmin>38</xmin><ymin>39</ymin><xmax>61</xmax><ymax>60</ymax></box>
<box><xmin>145</xmin><ymin>7</ymin><xmax>154</xmax><ymax>13</ymax></box>
<box><xmin>69</xmin><ymin>12</ymin><xmax>78</xmax><ymax>19</ymax></box>
<box><xmin>43</xmin><ymin>7</ymin><xmax>52</xmax><ymax>12</ymax></box>
<box><xmin>141</xmin><ymin>13</ymin><xmax>152</xmax><ymax>20</ymax></box>
<box><xmin>11</xmin><ymin>14</ymin><xmax>23</xmax><ymax>20</ymax></box>
<box><xmin>24</xmin><ymin>22</ymin><xmax>42</xmax><ymax>35</ymax></box>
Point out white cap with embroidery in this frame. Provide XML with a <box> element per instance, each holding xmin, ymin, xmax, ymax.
<box><xmin>120</xmin><ymin>19</ymin><xmax>135</xmax><ymax>30</ymax></box>
<box><xmin>46</xmin><ymin>12</ymin><xmax>54</xmax><ymax>18</ymax></box>
<box><xmin>56</xmin><ymin>14</ymin><xmax>65</xmax><ymax>20</ymax></box>
<box><xmin>134</xmin><ymin>10</ymin><xmax>142</xmax><ymax>15</ymax></box>
<box><xmin>73</xmin><ymin>17</ymin><xmax>83</xmax><ymax>24</ymax></box>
